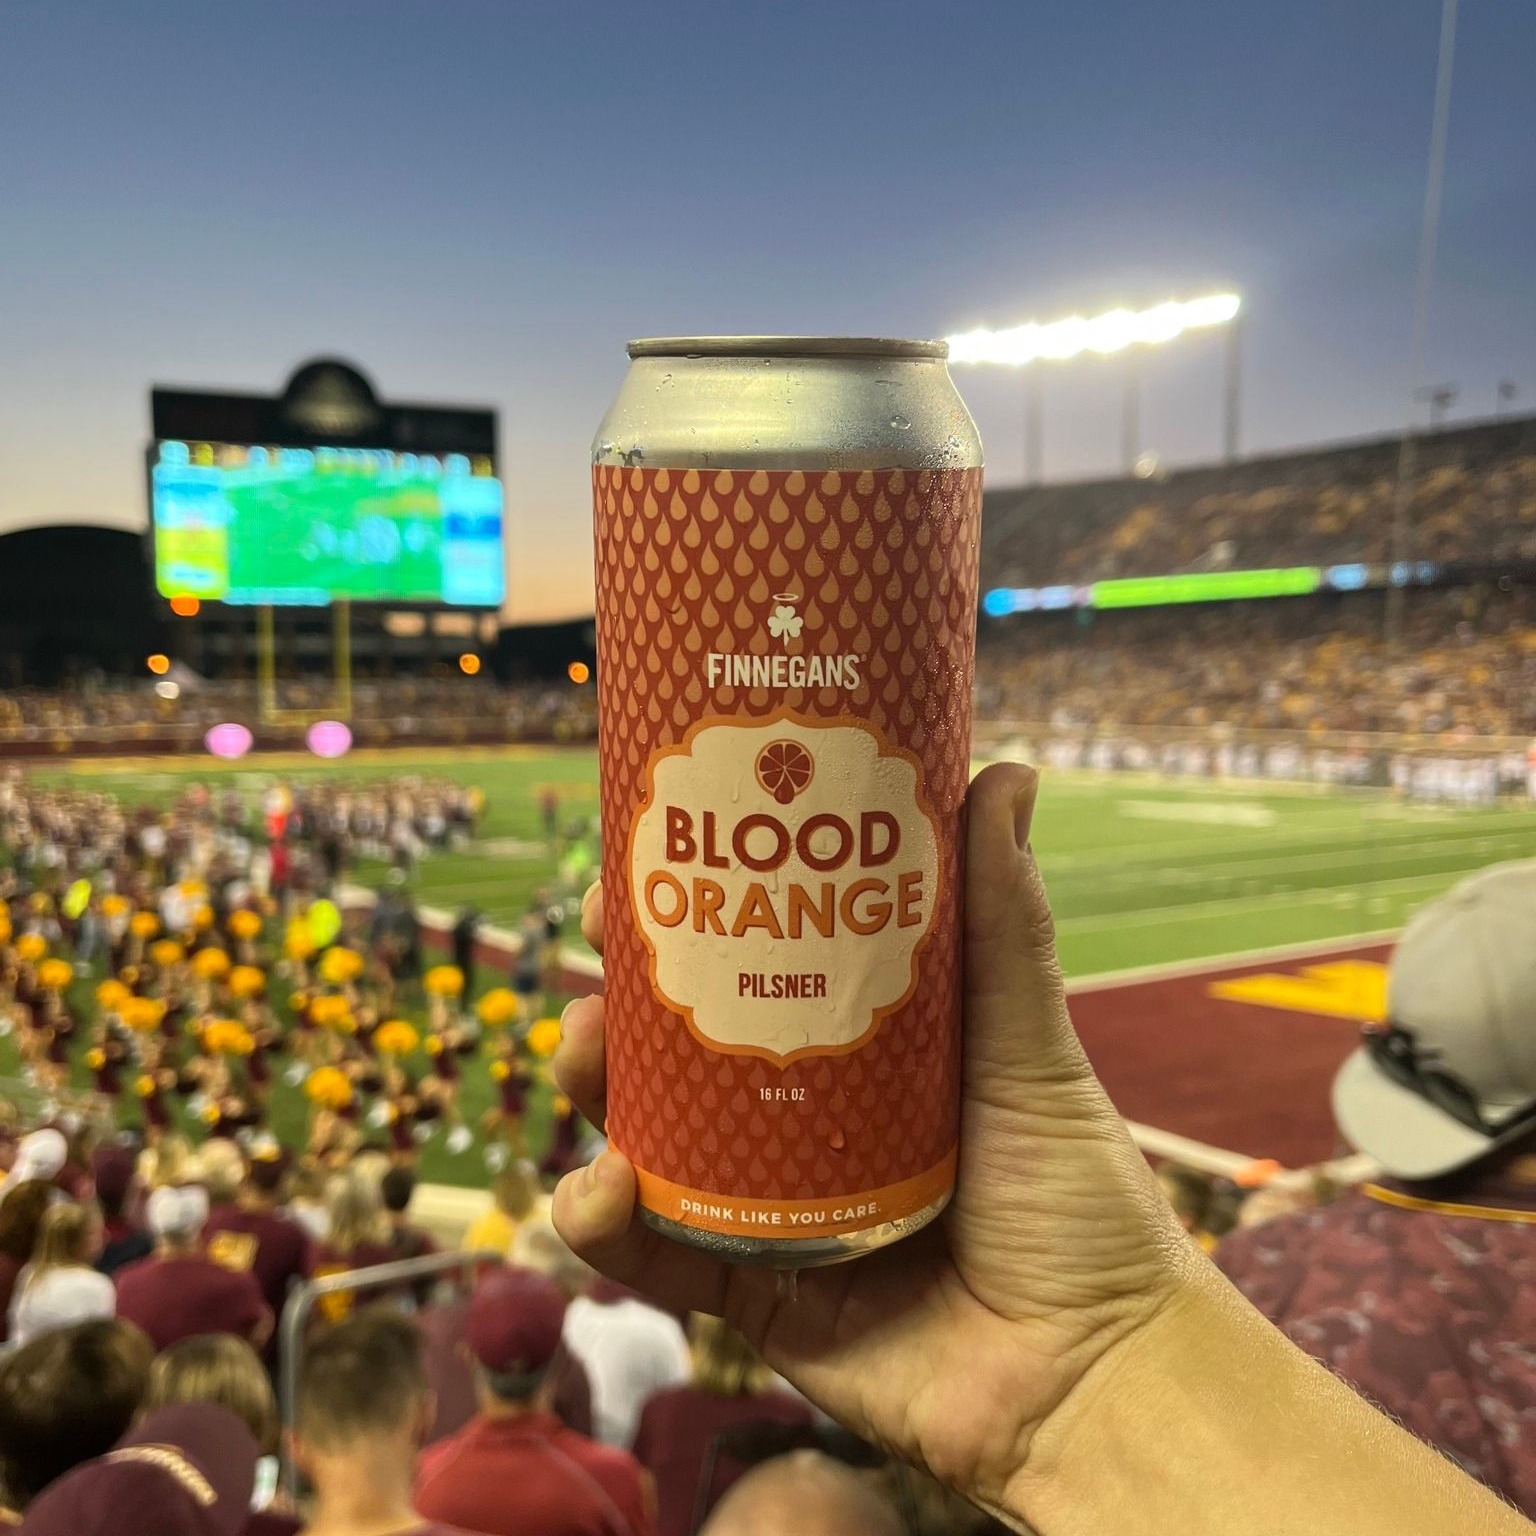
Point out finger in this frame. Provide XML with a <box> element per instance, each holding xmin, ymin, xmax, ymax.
<box><xmin>963</xmin><ymin>762</ymin><xmax>1091</xmax><ymax>1088</ymax></box>
<box><xmin>552</xmin><ymin>995</ymin><xmax>606</xmax><ymax>1129</ymax></box>
<box><xmin>553</xmin><ymin>1149</ymin><xmax>750</xmax><ymax>1318</ymax></box>
<box><xmin>580</xmin><ymin>882</ymin><xmax>605</xmax><ymax>954</ymax></box>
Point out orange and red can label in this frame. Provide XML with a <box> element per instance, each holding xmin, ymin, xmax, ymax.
<box><xmin>593</xmin><ymin>464</ymin><xmax>981</xmax><ymax>1242</ymax></box>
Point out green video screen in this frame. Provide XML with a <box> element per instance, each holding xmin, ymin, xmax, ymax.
<box><xmin>151</xmin><ymin>441</ymin><xmax>504</xmax><ymax>606</ymax></box>
<box><xmin>1091</xmin><ymin>567</ymin><xmax>1321</xmax><ymax>609</ymax></box>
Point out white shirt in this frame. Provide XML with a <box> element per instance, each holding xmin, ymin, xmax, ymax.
<box><xmin>9</xmin><ymin>1265</ymin><xmax>116</xmax><ymax>1348</ymax></box>
<box><xmin>562</xmin><ymin>1294</ymin><xmax>691</xmax><ymax>1447</ymax></box>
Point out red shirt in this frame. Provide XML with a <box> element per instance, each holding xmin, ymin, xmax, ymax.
<box><xmin>416</xmin><ymin>1411</ymin><xmax>652</xmax><ymax>1536</ymax></box>
<box><xmin>1217</xmin><ymin>1171</ymin><xmax>1536</xmax><ymax>1517</ymax></box>
<box><xmin>203</xmin><ymin>1202</ymin><xmax>314</xmax><ymax>1316</ymax></box>
<box><xmin>114</xmin><ymin>1251</ymin><xmax>269</xmax><ymax>1350</ymax></box>
<box><xmin>632</xmin><ymin>1387</ymin><xmax>812</xmax><ymax>1536</ymax></box>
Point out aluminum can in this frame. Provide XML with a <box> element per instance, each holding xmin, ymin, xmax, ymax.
<box><xmin>592</xmin><ymin>337</ymin><xmax>982</xmax><ymax>1265</ymax></box>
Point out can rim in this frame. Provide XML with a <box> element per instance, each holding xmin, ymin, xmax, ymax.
<box><xmin>626</xmin><ymin>336</ymin><xmax>949</xmax><ymax>360</ymax></box>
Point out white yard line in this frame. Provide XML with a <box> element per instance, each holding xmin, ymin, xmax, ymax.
<box><xmin>1054</xmin><ymin>869</ymin><xmax>1458</xmax><ymax>935</ymax></box>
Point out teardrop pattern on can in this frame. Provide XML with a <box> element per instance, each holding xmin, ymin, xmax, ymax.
<box><xmin>593</xmin><ymin>465</ymin><xmax>981</xmax><ymax>1227</ymax></box>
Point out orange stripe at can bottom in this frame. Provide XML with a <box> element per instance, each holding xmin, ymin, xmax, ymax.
<box><xmin>633</xmin><ymin>1152</ymin><xmax>958</xmax><ymax>1242</ymax></box>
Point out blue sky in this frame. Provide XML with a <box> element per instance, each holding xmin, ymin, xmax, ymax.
<box><xmin>2</xmin><ymin>1</ymin><xmax>1532</xmax><ymax>619</ymax></box>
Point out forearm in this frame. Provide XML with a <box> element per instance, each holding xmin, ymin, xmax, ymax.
<box><xmin>1009</xmin><ymin>1266</ymin><xmax>1528</xmax><ymax>1536</ymax></box>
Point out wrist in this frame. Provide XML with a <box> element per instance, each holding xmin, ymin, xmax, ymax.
<box><xmin>996</xmin><ymin>1260</ymin><xmax>1242</xmax><ymax>1534</ymax></box>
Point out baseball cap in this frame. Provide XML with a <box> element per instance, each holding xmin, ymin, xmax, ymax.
<box><xmin>465</xmin><ymin>1266</ymin><xmax>568</xmax><ymax>1375</ymax></box>
<box><xmin>10</xmin><ymin>1129</ymin><xmax>67</xmax><ymax>1185</ymax></box>
<box><xmin>18</xmin><ymin>1404</ymin><xmax>257</xmax><ymax>1536</ymax></box>
<box><xmin>1333</xmin><ymin>860</ymin><xmax>1536</xmax><ymax>1179</ymax></box>
<box><xmin>246</xmin><ymin>1139</ymin><xmax>289</xmax><ymax>1194</ymax></box>
<box><xmin>145</xmin><ymin>1184</ymin><xmax>210</xmax><ymax>1240</ymax></box>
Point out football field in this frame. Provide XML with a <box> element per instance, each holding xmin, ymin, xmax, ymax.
<box><xmin>46</xmin><ymin>746</ymin><xmax>1536</xmax><ymax>981</ymax></box>
<box><xmin>26</xmin><ymin>747</ymin><xmax>1536</xmax><ymax>1183</ymax></box>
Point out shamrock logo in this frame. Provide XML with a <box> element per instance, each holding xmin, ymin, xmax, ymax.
<box><xmin>767</xmin><ymin>594</ymin><xmax>803</xmax><ymax>646</ymax></box>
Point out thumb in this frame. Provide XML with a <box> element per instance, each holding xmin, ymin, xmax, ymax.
<box><xmin>963</xmin><ymin>762</ymin><xmax>1093</xmax><ymax>1092</ymax></box>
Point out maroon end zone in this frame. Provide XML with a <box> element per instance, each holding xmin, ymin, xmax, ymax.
<box><xmin>1065</xmin><ymin>940</ymin><xmax>1395</xmax><ymax>1170</ymax></box>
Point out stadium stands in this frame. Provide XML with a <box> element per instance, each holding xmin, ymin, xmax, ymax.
<box><xmin>980</xmin><ymin>413</ymin><xmax>1536</xmax><ymax>585</ymax></box>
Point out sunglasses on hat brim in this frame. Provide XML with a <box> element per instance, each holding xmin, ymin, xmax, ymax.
<box><xmin>1365</xmin><ymin>1023</ymin><xmax>1536</xmax><ymax>1140</ymax></box>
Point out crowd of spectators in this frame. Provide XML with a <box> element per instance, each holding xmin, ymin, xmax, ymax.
<box><xmin>977</xmin><ymin>583</ymin><xmax>1536</xmax><ymax>739</ymax></box>
<box><xmin>0</xmin><ymin>1119</ymin><xmax>956</xmax><ymax>1535</ymax></box>
<box><xmin>983</xmin><ymin>420</ymin><xmax>1536</xmax><ymax>585</ymax></box>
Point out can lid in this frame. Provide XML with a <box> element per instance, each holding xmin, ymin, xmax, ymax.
<box><xmin>626</xmin><ymin>336</ymin><xmax>949</xmax><ymax>360</ymax></box>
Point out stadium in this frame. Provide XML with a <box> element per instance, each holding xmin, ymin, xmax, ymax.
<box><xmin>3</xmin><ymin>6</ymin><xmax>1535</xmax><ymax>1536</ymax></box>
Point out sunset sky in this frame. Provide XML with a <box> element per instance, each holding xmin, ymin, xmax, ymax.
<box><xmin>3</xmin><ymin>1</ymin><xmax>1534</xmax><ymax>621</ymax></box>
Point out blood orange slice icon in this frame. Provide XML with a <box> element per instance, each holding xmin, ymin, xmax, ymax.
<box><xmin>755</xmin><ymin>740</ymin><xmax>815</xmax><ymax>805</ymax></box>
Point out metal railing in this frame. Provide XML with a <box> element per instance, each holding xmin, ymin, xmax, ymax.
<box><xmin>277</xmin><ymin>1247</ymin><xmax>502</xmax><ymax>1496</ymax></box>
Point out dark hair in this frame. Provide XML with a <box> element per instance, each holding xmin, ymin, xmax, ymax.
<box><xmin>0</xmin><ymin>1181</ymin><xmax>54</xmax><ymax>1262</ymax></box>
<box><xmin>0</xmin><ymin>1319</ymin><xmax>155</xmax><ymax>1507</ymax></box>
<box><xmin>379</xmin><ymin>1165</ymin><xmax>416</xmax><ymax>1214</ymax></box>
<box><xmin>296</xmin><ymin>1309</ymin><xmax>427</xmax><ymax>1450</ymax></box>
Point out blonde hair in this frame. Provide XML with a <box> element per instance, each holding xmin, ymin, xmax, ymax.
<box><xmin>144</xmin><ymin>1334</ymin><xmax>279</xmax><ymax>1454</ymax></box>
<box><xmin>195</xmin><ymin>1139</ymin><xmax>246</xmax><ymax>1205</ymax></box>
<box><xmin>138</xmin><ymin>1134</ymin><xmax>194</xmax><ymax>1190</ymax></box>
<box><xmin>324</xmin><ymin>1167</ymin><xmax>390</xmax><ymax>1255</ymax></box>
<box><xmin>29</xmin><ymin>1200</ymin><xmax>99</xmax><ymax>1276</ymax></box>
<box><xmin>689</xmin><ymin>1313</ymin><xmax>772</xmax><ymax>1397</ymax></box>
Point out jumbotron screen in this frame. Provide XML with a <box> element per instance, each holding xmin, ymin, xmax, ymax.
<box><xmin>150</xmin><ymin>440</ymin><xmax>505</xmax><ymax>606</ymax></box>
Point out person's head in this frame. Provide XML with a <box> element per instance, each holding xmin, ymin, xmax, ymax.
<box><xmin>244</xmin><ymin>1142</ymin><xmax>287</xmax><ymax>1203</ymax></box>
<box><xmin>379</xmin><ymin>1164</ymin><xmax>416</xmax><ymax>1216</ymax></box>
<box><xmin>463</xmin><ymin>1267</ymin><xmax>567</xmax><ymax>1411</ymax></box>
<box><xmin>689</xmin><ymin>1313</ymin><xmax>774</xmax><ymax>1398</ymax></box>
<box><xmin>1157</xmin><ymin>1164</ymin><xmax>1215</xmax><ymax>1236</ymax></box>
<box><xmin>0</xmin><ymin>1179</ymin><xmax>53</xmax><ymax>1262</ymax></box>
<box><xmin>90</xmin><ymin>1146</ymin><xmax>138</xmax><ymax>1223</ymax></box>
<box><xmin>138</xmin><ymin>1133</ymin><xmax>195</xmax><ymax>1191</ymax></box>
<box><xmin>701</xmin><ymin>1451</ymin><xmax>902</xmax><ymax>1536</ymax></box>
<box><xmin>290</xmin><ymin>1310</ymin><xmax>434</xmax><ymax>1485</ymax></box>
<box><xmin>144</xmin><ymin>1334</ymin><xmax>279</xmax><ymax>1456</ymax></box>
<box><xmin>146</xmin><ymin>1183</ymin><xmax>210</xmax><ymax>1253</ymax></box>
<box><xmin>15</xmin><ymin>1403</ymin><xmax>257</xmax><ymax>1536</ymax></box>
<box><xmin>0</xmin><ymin>1318</ymin><xmax>155</xmax><ymax>1509</ymax></box>
<box><xmin>30</xmin><ymin>1199</ymin><xmax>104</xmax><ymax>1272</ymax></box>
<box><xmin>489</xmin><ymin>1160</ymin><xmax>539</xmax><ymax>1223</ymax></box>
<box><xmin>195</xmin><ymin>1139</ymin><xmax>246</xmax><ymax>1206</ymax></box>
<box><xmin>1334</xmin><ymin>859</ymin><xmax>1536</xmax><ymax>1181</ymax></box>
<box><xmin>8</xmin><ymin>1129</ymin><xmax>66</xmax><ymax>1187</ymax></box>
<box><xmin>509</xmin><ymin>1213</ymin><xmax>593</xmax><ymax>1298</ymax></box>
<box><xmin>324</xmin><ymin>1167</ymin><xmax>388</xmax><ymax>1254</ymax></box>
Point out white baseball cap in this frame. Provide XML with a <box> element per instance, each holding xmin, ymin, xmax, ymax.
<box><xmin>9</xmin><ymin>1128</ymin><xmax>67</xmax><ymax>1185</ymax></box>
<box><xmin>145</xmin><ymin>1183</ymin><xmax>211</xmax><ymax>1240</ymax></box>
<box><xmin>1333</xmin><ymin>860</ymin><xmax>1536</xmax><ymax>1179</ymax></box>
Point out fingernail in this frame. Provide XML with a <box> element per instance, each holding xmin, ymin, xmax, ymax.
<box><xmin>560</xmin><ymin>998</ymin><xmax>576</xmax><ymax>1027</ymax></box>
<box><xmin>1013</xmin><ymin>769</ymin><xmax>1039</xmax><ymax>852</ymax></box>
<box><xmin>580</xmin><ymin>883</ymin><xmax>599</xmax><ymax>916</ymax></box>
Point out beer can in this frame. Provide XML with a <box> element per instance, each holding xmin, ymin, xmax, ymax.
<box><xmin>591</xmin><ymin>337</ymin><xmax>983</xmax><ymax>1265</ymax></box>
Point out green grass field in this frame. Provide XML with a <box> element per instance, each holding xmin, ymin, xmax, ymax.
<box><xmin>14</xmin><ymin>747</ymin><xmax>1536</xmax><ymax>1185</ymax></box>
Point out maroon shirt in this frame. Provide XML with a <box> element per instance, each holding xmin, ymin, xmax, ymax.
<box><xmin>632</xmin><ymin>1386</ymin><xmax>812</xmax><ymax>1536</ymax></box>
<box><xmin>1217</xmin><ymin>1170</ymin><xmax>1536</xmax><ymax>1517</ymax></box>
<box><xmin>0</xmin><ymin>1253</ymin><xmax>22</xmax><ymax>1344</ymax></box>
<box><xmin>416</xmin><ymin>1411</ymin><xmax>652</xmax><ymax>1536</ymax></box>
<box><xmin>114</xmin><ymin>1251</ymin><xmax>269</xmax><ymax>1350</ymax></box>
<box><xmin>203</xmin><ymin>1202</ymin><xmax>314</xmax><ymax>1316</ymax></box>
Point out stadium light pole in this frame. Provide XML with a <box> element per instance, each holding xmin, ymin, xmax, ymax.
<box><xmin>947</xmin><ymin>291</ymin><xmax>1243</xmax><ymax>486</ymax></box>
<box><xmin>1387</xmin><ymin>0</ymin><xmax>1458</xmax><ymax>646</ymax></box>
